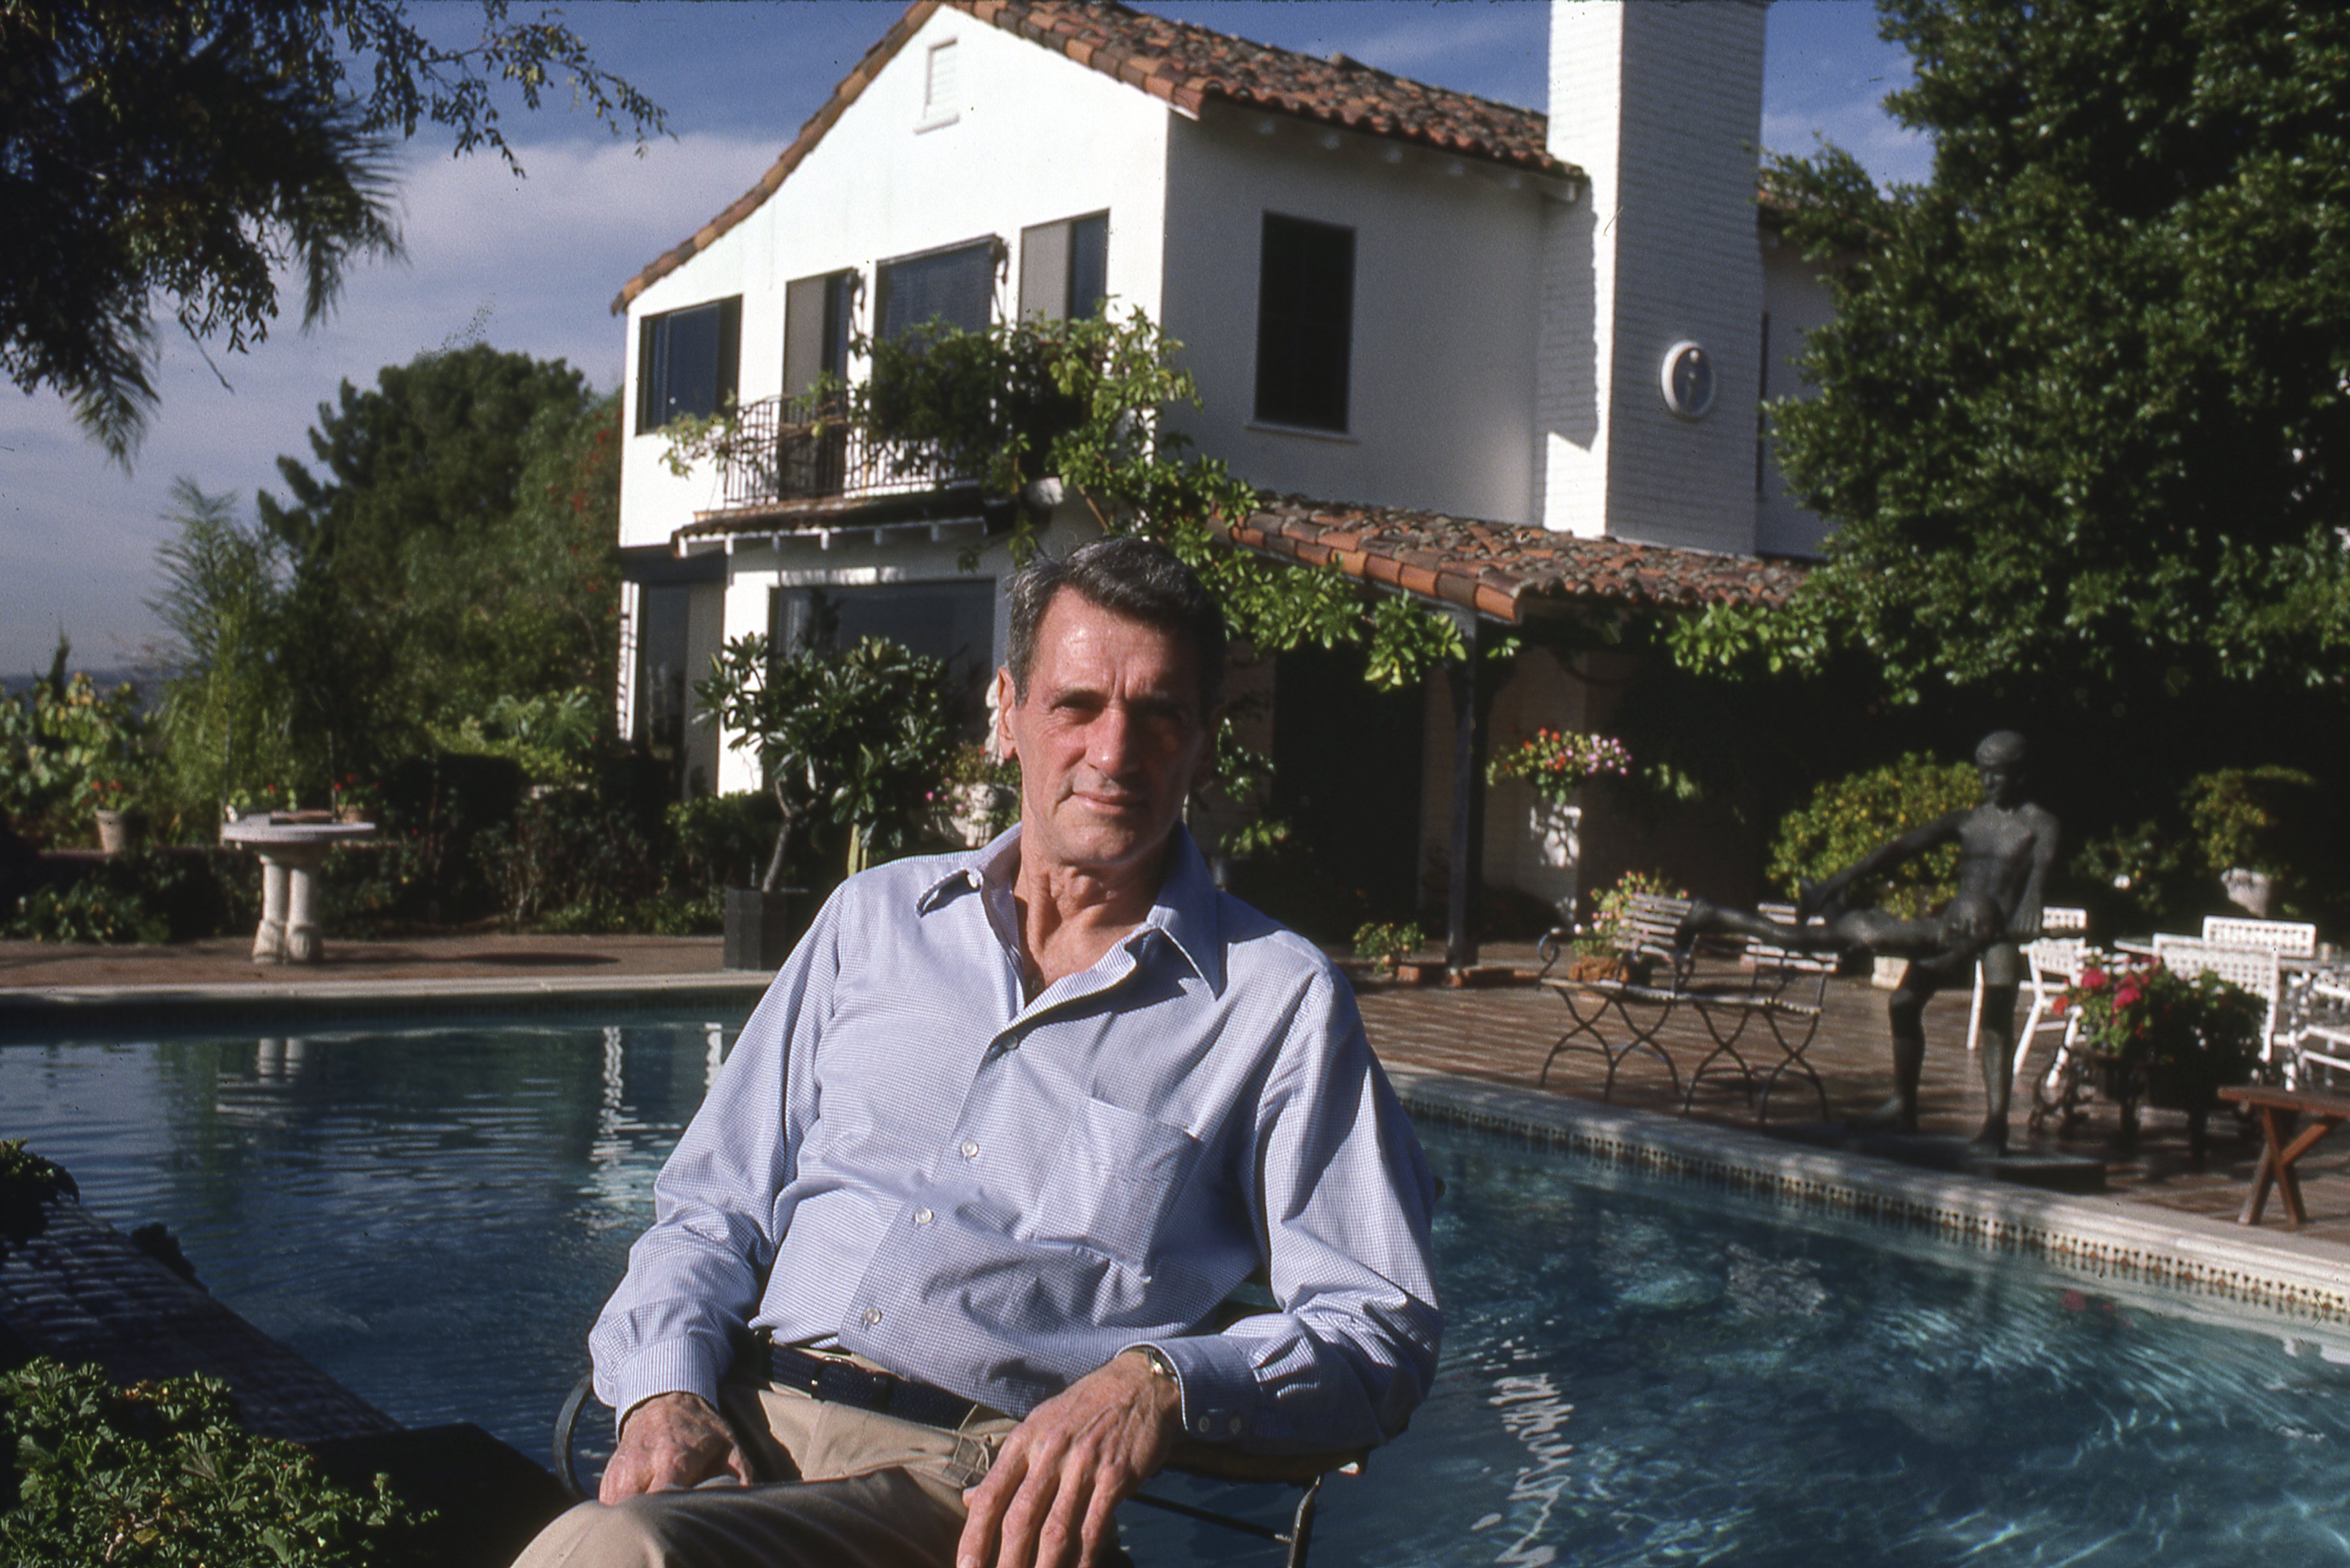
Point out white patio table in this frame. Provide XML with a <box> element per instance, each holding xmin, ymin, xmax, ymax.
<box><xmin>218</xmin><ymin>816</ymin><xmax>377</xmax><ymax>962</ymax></box>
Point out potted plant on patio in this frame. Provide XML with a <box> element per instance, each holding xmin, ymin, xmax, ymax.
<box><xmin>2053</xmin><ymin>956</ymin><xmax>2260</xmax><ymax>1157</ymax></box>
<box><xmin>696</xmin><ymin>632</ymin><xmax>955</xmax><ymax>970</ymax></box>
<box><xmin>88</xmin><ymin>776</ymin><xmax>148</xmax><ymax>855</ymax></box>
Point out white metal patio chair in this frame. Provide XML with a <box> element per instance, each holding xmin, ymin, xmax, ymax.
<box><xmin>2151</xmin><ymin>934</ymin><xmax>2288</xmax><ymax>1073</ymax></box>
<box><xmin>2202</xmin><ymin>916</ymin><xmax>2317</xmax><ymax>957</ymax></box>
<box><xmin>1966</xmin><ymin>906</ymin><xmax>2087</xmax><ymax>1056</ymax></box>
<box><xmin>2294</xmin><ymin>974</ymin><xmax>2350</xmax><ymax>1087</ymax></box>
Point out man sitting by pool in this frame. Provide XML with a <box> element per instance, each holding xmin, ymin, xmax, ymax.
<box><xmin>513</xmin><ymin>538</ymin><xmax>1442</xmax><ymax>1568</ymax></box>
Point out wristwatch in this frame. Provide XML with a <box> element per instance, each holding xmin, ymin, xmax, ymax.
<box><xmin>1134</xmin><ymin>1345</ymin><xmax>1179</xmax><ymax>1384</ymax></box>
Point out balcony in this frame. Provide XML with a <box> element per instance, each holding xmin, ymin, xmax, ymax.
<box><xmin>713</xmin><ymin>396</ymin><xmax>982</xmax><ymax>513</ymax></box>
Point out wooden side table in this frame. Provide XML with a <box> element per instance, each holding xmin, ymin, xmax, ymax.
<box><xmin>2217</xmin><ymin>1083</ymin><xmax>2350</xmax><ymax>1228</ymax></box>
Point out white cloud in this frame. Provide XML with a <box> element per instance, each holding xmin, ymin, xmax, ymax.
<box><xmin>0</xmin><ymin>130</ymin><xmax>782</xmax><ymax>673</ymax></box>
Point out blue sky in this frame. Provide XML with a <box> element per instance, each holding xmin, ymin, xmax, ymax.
<box><xmin>0</xmin><ymin>1</ymin><xmax>1925</xmax><ymax>674</ymax></box>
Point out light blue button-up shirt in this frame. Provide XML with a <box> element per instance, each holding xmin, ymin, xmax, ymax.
<box><xmin>590</xmin><ymin>825</ymin><xmax>1441</xmax><ymax>1453</ymax></box>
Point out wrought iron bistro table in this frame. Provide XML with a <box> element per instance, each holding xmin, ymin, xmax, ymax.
<box><xmin>218</xmin><ymin>815</ymin><xmax>376</xmax><ymax>963</ymax></box>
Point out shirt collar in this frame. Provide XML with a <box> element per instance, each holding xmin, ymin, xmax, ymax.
<box><xmin>915</xmin><ymin>822</ymin><xmax>1227</xmax><ymax>996</ymax></box>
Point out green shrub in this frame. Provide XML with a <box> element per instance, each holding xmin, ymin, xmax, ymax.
<box><xmin>7</xmin><ymin>878</ymin><xmax>166</xmax><ymax>945</ymax></box>
<box><xmin>669</xmin><ymin>792</ymin><xmax>782</xmax><ymax>892</ymax></box>
<box><xmin>0</xmin><ymin>649</ymin><xmax>150</xmax><ymax>849</ymax></box>
<box><xmin>1768</xmin><ymin>754</ymin><xmax>1981</xmax><ymax>920</ymax></box>
<box><xmin>1351</xmin><ymin>921</ymin><xmax>1425</xmax><ymax>972</ymax></box>
<box><xmin>1582</xmin><ymin>869</ymin><xmax>1688</xmax><ymax>955</ymax></box>
<box><xmin>537</xmin><ymin>890</ymin><xmax>723</xmax><ymax>936</ymax></box>
<box><xmin>2183</xmin><ymin>766</ymin><xmax>2318</xmax><ymax>879</ymax></box>
<box><xmin>0</xmin><ymin>1360</ymin><xmax>422</xmax><ymax>1566</ymax></box>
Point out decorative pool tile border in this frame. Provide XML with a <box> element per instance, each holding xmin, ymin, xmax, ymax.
<box><xmin>1393</xmin><ymin>1068</ymin><xmax>2350</xmax><ymax>1330</ymax></box>
<box><xmin>0</xmin><ymin>972</ymin><xmax>773</xmax><ymax>1037</ymax></box>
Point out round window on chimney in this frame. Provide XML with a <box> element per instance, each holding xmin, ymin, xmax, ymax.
<box><xmin>1659</xmin><ymin>340</ymin><xmax>1715</xmax><ymax>420</ymax></box>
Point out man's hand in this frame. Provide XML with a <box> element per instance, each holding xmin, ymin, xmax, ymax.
<box><xmin>957</xmin><ymin>1350</ymin><xmax>1183</xmax><ymax>1568</ymax></box>
<box><xmin>599</xmin><ymin>1391</ymin><xmax>751</xmax><ymax>1503</ymax></box>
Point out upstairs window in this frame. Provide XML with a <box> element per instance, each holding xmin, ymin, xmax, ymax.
<box><xmin>878</xmin><ymin>240</ymin><xmax>995</xmax><ymax>341</ymax></box>
<box><xmin>784</xmin><ymin>270</ymin><xmax>855</xmax><ymax>404</ymax></box>
<box><xmin>1253</xmin><ymin>214</ymin><xmax>1354</xmax><ymax>432</ymax></box>
<box><xmin>1019</xmin><ymin>212</ymin><xmax>1110</xmax><ymax>321</ymax></box>
<box><xmin>635</xmin><ymin>296</ymin><xmax>740</xmax><ymax>434</ymax></box>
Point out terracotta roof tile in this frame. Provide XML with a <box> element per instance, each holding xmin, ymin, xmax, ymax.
<box><xmin>614</xmin><ymin>0</ymin><xmax>1573</xmax><ymax>314</ymax></box>
<box><xmin>1221</xmin><ymin>495</ymin><xmax>1808</xmax><ymax>623</ymax></box>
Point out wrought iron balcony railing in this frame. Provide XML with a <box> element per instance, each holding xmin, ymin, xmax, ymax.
<box><xmin>715</xmin><ymin>396</ymin><xmax>981</xmax><ymax>511</ymax></box>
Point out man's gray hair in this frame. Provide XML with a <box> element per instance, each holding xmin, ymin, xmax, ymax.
<box><xmin>1004</xmin><ymin>536</ymin><xmax>1227</xmax><ymax>717</ymax></box>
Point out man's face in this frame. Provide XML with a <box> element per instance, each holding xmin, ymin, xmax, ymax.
<box><xmin>999</xmin><ymin>591</ymin><xmax>1214</xmax><ymax>883</ymax></box>
<box><xmin>1977</xmin><ymin>760</ymin><xmax>2023</xmax><ymax>809</ymax></box>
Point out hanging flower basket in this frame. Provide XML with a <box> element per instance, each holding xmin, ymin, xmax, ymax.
<box><xmin>1485</xmin><ymin>728</ymin><xmax>1633</xmax><ymax>808</ymax></box>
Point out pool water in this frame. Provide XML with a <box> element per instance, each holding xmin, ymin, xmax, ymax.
<box><xmin>8</xmin><ymin>1018</ymin><xmax>2350</xmax><ymax>1566</ymax></box>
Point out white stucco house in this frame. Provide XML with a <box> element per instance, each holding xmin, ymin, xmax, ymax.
<box><xmin>610</xmin><ymin>0</ymin><xmax>1830</xmax><ymax>962</ymax></box>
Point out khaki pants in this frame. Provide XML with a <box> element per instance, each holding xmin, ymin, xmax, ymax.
<box><xmin>513</xmin><ymin>1379</ymin><xmax>1019</xmax><ymax>1568</ymax></box>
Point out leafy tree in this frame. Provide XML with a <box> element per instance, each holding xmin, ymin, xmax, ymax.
<box><xmin>1</xmin><ymin>0</ymin><xmax>663</xmax><ymax>461</ymax></box>
<box><xmin>695</xmin><ymin>634</ymin><xmax>959</xmax><ymax>892</ymax></box>
<box><xmin>256</xmin><ymin>346</ymin><xmax>613</xmax><ymax>763</ymax></box>
<box><xmin>148</xmin><ymin>481</ymin><xmax>305</xmax><ymax>825</ymax></box>
<box><xmin>1678</xmin><ymin>0</ymin><xmax>2350</xmax><ymax>704</ymax></box>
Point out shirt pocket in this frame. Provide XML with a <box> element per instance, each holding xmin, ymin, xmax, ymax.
<box><xmin>1031</xmin><ymin>1095</ymin><xmax>1203</xmax><ymax>1271</ymax></box>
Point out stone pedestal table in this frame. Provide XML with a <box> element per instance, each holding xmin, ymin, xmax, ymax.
<box><xmin>219</xmin><ymin>819</ymin><xmax>376</xmax><ymax>963</ymax></box>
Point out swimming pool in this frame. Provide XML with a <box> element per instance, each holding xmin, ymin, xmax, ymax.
<box><xmin>7</xmin><ymin>1017</ymin><xmax>2349</xmax><ymax>1565</ymax></box>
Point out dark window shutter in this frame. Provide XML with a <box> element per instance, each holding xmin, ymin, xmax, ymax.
<box><xmin>635</xmin><ymin>315</ymin><xmax>660</xmax><ymax>433</ymax></box>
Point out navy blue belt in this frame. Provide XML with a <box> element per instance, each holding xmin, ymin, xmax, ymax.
<box><xmin>765</xmin><ymin>1343</ymin><xmax>986</xmax><ymax>1432</ymax></box>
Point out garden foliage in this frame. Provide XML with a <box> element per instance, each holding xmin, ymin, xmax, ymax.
<box><xmin>0</xmin><ymin>646</ymin><xmax>146</xmax><ymax>848</ymax></box>
<box><xmin>1581</xmin><ymin>869</ymin><xmax>1687</xmax><ymax>956</ymax></box>
<box><xmin>0</xmin><ymin>1360</ymin><xmax>419</xmax><ymax>1567</ymax></box>
<box><xmin>1</xmin><ymin>0</ymin><xmax>661</xmax><ymax>461</ymax></box>
<box><xmin>1676</xmin><ymin>0</ymin><xmax>2350</xmax><ymax>705</ymax></box>
<box><xmin>1767</xmin><ymin>754</ymin><xmax>1981</xmax><ymax>919</ymax></box>
<box><xmin>695</xmin><ymin>634</ymin><xmax>959</xmax><ymax>892</ymax></box>
<box><xmin>669</xmin><ymin>310</ymin><xmax>1472</xmax><ymax>693</ymax></box>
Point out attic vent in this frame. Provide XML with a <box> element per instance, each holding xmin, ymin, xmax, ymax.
<box><xmin>921</xmin><ymin>39</ymin><xmax>959</xmax><ymax>129</ymax></box>
<box><xmin>1326</xmin><ymin>51</ymin><xmax>1357</xmax><ymax>69</ymax></box>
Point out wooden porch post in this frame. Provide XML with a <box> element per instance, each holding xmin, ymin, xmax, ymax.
<box><xmin>1444</xmin><ymin>612</ymin><xmax>1493</xmax><ymax>972</ymax></box>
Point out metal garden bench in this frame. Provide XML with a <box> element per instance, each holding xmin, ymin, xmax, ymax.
<box><xmin>1535</xmin><ymin>893</ymin><xmax>1836</xmax><ymax>1124</ymax></box>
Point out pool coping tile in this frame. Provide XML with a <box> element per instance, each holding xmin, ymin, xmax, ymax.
<box><xmin>1393</xmin><ymin>1067</ymin><xmax>2350</xmax><ymax>1333</ymax></box>
<box><xmin>0</xmin><ymin>972</ymin><xmax>775</xmax><ymax>1036</ymax></box>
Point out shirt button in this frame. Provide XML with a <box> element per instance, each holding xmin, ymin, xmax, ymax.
<box><xmin>1197</xmin><ymin>1418</ymin><xmax>1213</xmax><ymax>1435</ymax></box>
<box><xmin>863</xmin><ymin>1307</ymin><xmax>883</xmax><ymax>1326</ymax></box>
<box><xmin>959</xmin><ymin>1139</ymin><xmax>980</xmax><ymax>1160</ymax></box>
<box><xmin>1229</xmin><ymin>1416</ymin><xmax>1244</xmax><ymax>1434</ymax></box>
<box><xmin>913</xmin><ymin>1208</ymin><xmax>934</xmax><ymax>1226</ymax></box>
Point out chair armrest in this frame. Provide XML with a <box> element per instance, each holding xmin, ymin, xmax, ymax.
<box><xmin>1167</xmin><ymin>1442</ymin><xmax>1368</xmax><ymax>1484</ymax></box>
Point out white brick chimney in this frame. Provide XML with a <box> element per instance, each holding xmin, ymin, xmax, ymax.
<box><xmin>1537</xmin><ymin>0</ymin><xmax>1768</xmax><ymax>552</ymax></box>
